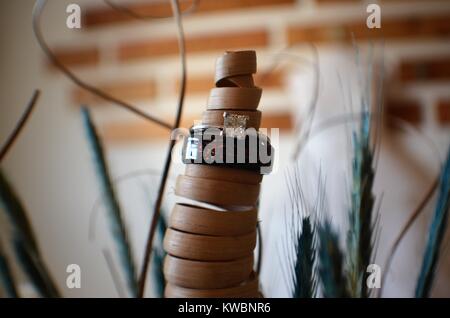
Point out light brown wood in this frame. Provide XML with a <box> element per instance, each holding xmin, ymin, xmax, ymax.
<box><xmin>185</xmin><ymin>164</ymin><xmax>262</xmax><ymax>185</ymax></box>
<box><xmin>164</xmin><ymin>228</ymin><xmax>257</xmax><ymax>261</ymax></box>
<box><xmin>201</xmin><ymin>110</ymin><xmax>262</xmax><ymax>129</ymax></box>
<box><xmin>165</xmin><ymin>272</ymin><xmax>260</xmax><ymax>298</ymax></box>
<box><xmin>175</xmin><ymin>70</ymin><xmax>285</xmax><ymax>95</ymax></box>
<box><xmin>215</xmin><ymin>51</ymin><xmax>257</xmax><ymax>85</ymax></box>
<box><xmin>164</xmin><ymin>50</ymin><xmax>268</xmax><ymax>297</ymax></box>
<box><xmin>164</xmin><ymin>254</ymin><xmax>254</xmax><ymax>289</ymax></box>
<box><xmin>72</xmin><ymin>80</ymin><xmax>155</xmax><ymax>105</ymax></box>
<box><xmin>207</xmin><ymin>87</ymin><xmax>262</xmax><ymax>110</ymax></box>
<box><xmin>169</xmin><ymin>204</ymin><xmax>258</xmax><ymax>236</ymax></box>
<box><xmin>175</xmin><ymin>175</ymin><xmax>260</xmax><ymax>206</ymax></box>
<box><xmin>217</xmin><ymin>74</ymin><xmax>255</xmax><ymax>88</ymax></box>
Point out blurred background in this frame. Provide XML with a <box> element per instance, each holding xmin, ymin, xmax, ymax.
<box><xmin>0</xmin><ymin>0</ymin><xmax>449</xmax><ymax>297</ymax></box>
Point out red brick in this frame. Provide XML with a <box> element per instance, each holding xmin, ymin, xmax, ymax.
<box><xmin>287</xmin><ymin>14</ymin><xmax>450</xmax><ymax>44</ymax></box>
<box><xmin>386</xmin><ymin>99</ymin><xmax>422</xmax><ymax>125</ymax></box>
<box><xmin>437</xmin><ymin>100</ymin><xmax>450</xmax><ymax>125</ymax></box>
<box><xmin>50</xmin><ymin>47</ymin><xmax>99</xmax><ymax>68</ymax></box>
<box><xmin>400</xmin><ymin>58</ymin><xmax>450</xmax><ymax>82</ymax></box>
<box><xmin>72</xmin><ymin>80</ymin><xmax>156</xmax><ymax>105</ymax></box>
<box><xmin>119</xmin><ymin>29</ymin><xmax>269</xmax><ymax>61</ymax></box>
<box><xmin>85</xmin><ymin>0</ymin><xmax>295</xmax><ymax>28</ymax></box>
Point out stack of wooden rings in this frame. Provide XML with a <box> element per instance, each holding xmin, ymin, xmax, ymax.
<box><xmin>164</xmin><ymin>51</ymin><xmax>268</xmax><ymax>298</ymax></box>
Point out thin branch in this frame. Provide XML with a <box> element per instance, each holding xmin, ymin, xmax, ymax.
<box><xmin>0</xmin><ymin>90</ymin><xmax>40</xmax><ymax>163</ymax></box>
<box><xmin>104</xmin><ymin>0</ymin><xmax>199</xmax><ymax>20</ymax></box>
<box><xmin>291</xmin><ymin>46</ymin><xmax>320</xmax><ymax>160</ymax></box>
<box><xmin>137</xmin><ymin>0</ymin><xmax>186</xmax><ymax>298</ymax></box>
<box><xmin>257</xmin><ymin>46</ymin><xmax>320</xmax><ymax>160</ymax></box>
<box><xmin>379</xmin><ymin>177</ymin><xmax>439</xmax><ymax>297</ymax></box>
<box><xmin>102</xmin><ymin>248</ymin><xmax>127</xmax><ymax>298</ymax></box>
<box><xmin>31</xmin><ymin>0</ymin><xmax>172</xmax><ymax>130</ymax></box>
<box><xmin>256</xmin><ymin>221</ymin><xmax>263</xmax><ymax>274</ymax></box>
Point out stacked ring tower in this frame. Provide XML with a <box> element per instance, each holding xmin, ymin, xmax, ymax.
<box><xmin>164</xmin><ymin>50</ymin><xmax>274</xmax><ymax>298</ymax></box>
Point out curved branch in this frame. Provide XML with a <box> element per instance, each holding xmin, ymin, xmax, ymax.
<box><xmin>104</xmin><ymin>0</ymin><xmax>199</xmax><ymax>20</ymax></box>
<box><xmin>32</xmin><ymin>0</ymin><xmax>172</xmax><ymax>130</ymax></box>
<box><xmin>137</xmin><ymin>0</ymin><xmax>187</xmax><ymax>298</ymax></box>
<box><xmin>379</xmin><ymin>177</ymin><xmax>438</xmax><ymax>297</ymax></box>
<box><xmin>0</xmin><ymin>90</ymin><xmax>40</xmax><ymax>163</ymax></box>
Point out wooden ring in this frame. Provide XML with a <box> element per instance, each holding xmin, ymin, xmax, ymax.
<box><xmin>164</xmin><ymin>254</ymin><xmax>254</xmax><ymax>289</ymax></box>
<box><xmin>217</xmin><ymin>75</ymin><xmax>255</xmax><ymax>88</ymax></box>
<box><xmin>185</xmin><ymin>164</ymin><xmax>262</xmax><ymax>185</ymax></box>
<box><xmin>169</xmin><ymin>203</ymin><xmax>257</xmax><ymax>236</ymax></box>
<box><xmin>165</xmin><ymin>272</ymin><xmax>259</xmax><ymax>298</ymax></box>
<box><xmin>207</xmin><ymin>87</ymin><xmax>262</xmax><ymax>110</ymax></box>
<box><xmin>215</xmin><ymin>51</ymin><xmax>256</xmax><ymax>86</ymax></box>
<box><xmin>175</xmin><ymin>175</ymin><xmax>260</xmax><ymax>206</ymax></box>
<box><xmin>202</xmin><ymin>110</ymin><xmax>262</xmax><ymax>129</ymax></box>
<box><xmin>164</xmin><ymin>228</ymin><xmax>256</xmax><ymax>261</ymax></box>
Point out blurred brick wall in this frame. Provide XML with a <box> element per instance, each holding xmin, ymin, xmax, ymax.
<box><xmin>46</xmin><ymin>0</ymin><xmax>450</xmax><ymax>142</ymax></box>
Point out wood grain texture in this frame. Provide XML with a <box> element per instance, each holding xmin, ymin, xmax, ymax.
<box><xmin>165</xmin><ymin>272</ymin><xmax>260</xmax><ymax>298</ymax></box>
<box><xmin>169</xmin><ymin>204</ymin><xmax>258</xmax><ymax>236</ymax></box>
<box><xmin>175</xmin><ymin>175</ymin><xmax>261</xmax><ymax>206</ymax></box>
<box><xmin>207</xmin><ymin>87</ymin><xmax>262</xmax><ymax>110</ymax></box>
<box><xmin>164</xmin><ymin>228</ymin><xmax>257</xmax><ymax>261</ymax></box>
<box><xmin>163</xmin><ymin>254</ymin><xmax>254</xmax><ymax>289</ymax></box>
<box><xmin>185</xmin><ymin>164</ymin><xmax>263</xmax><ymax>184</ymax></box>
<box><xmin>215</xmin><ymin>51</ymin><xmax>257</xmax><ymax>85</ymax></box>
<box><xmin>178</xmin><ymin>70</ymin><xmax>285</xmax><ymax>94</ymax></box>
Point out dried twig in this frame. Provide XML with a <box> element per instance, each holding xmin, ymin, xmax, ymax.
<box><xmin>104</xmin><ymin>0</ymin><xmax>199</xmax><ymax>20</ymax></box>
<box><xmin>137</xmin><ymin>0</ymin><xmax>187</xmax><ymax>298</ymax></box>
<box><xmin>102</xmin><ymin>248</ymin><xmax>127</xmax><ymax>298</ymax></box>
<box><xmin>415</xmin><ymin>147</ymin><xmax>450</xmax><ymax>297</ymax></box>
<box><xmin>0</xmin><ymin>90</ymin><xmax>40</xmax><ymax>163</ymax></box>
<box><xmin>32</xmin><ymin>0</ymin><xmax>172</xmax><ymax>130</ymax></box>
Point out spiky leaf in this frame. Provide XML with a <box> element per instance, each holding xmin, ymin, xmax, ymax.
<box><xmin>415</xmin><ymin>147</ymin><xmax>450</xmax><ymax>297</ymax></box>
<box><xmin>81</xmin><ymin>107</ymin><xmax>137</xmax><ymax>297</ymax></box>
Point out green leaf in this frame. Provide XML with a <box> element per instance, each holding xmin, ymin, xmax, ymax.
<box><xmin>81</xmin><ymin>107</ymin><xmax>137</xmax><ymax>297</ymax></box>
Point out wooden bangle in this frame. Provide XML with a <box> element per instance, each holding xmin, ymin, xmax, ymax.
<box><xmin>185</xmin><ymin>164</ymin><xmax>262</xmax><ymax>185</ymax></box>
<box><xmin>207</xmin><ymin>87</ymin><xmax>262</xmax><ymax>110</ymax></box>
<box><xmin>169</xmin><ymin>204</ymin><xmax>257</xmax><ymax>236</ymax></box>
<box><xmin>202</xmin><ymin>110</ymin><xmax>262</xmax><ymax>129</ymax></box>
<box><xmin>164</xmin><ymin>254</ymin><xmax>254</xmax><ymax>289</ymax></box>
<box><xmin>215</xmin><ymin>51</ymin><xmax>256</xmax><ymax>86</ymax></box>
<box><xmin>217</xmin><ymin>75</ymin><xmax>254</xmax><ymax>88</ymax></box>
<box><xmin>164</xmin><ymin>228</ymin><xmax>257</xmax><ymax>261</ymax></box>
<box><xmin>175</xmin><ymin>175</ymin><xmax>260</xmax><ymax>206</ymax></box>
<box><xmin>165</xmin><ymin>273</ymin><xmax>260</xmax><ymax>298</ymax></box>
